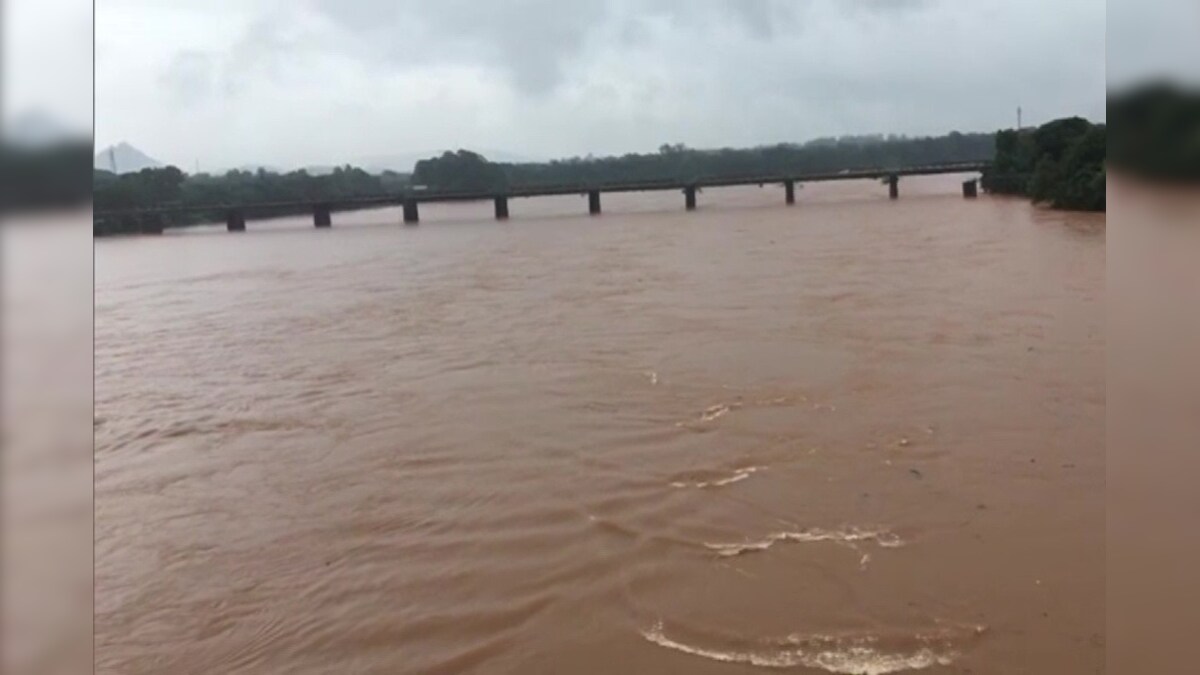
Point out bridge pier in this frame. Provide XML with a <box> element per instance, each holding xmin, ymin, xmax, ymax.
<box><xmin>403</xmin><ymin>199</ymin><xmax>419</xmax><ymax>224</ymax></box>
<box><xmin>887</xmin><ymin>175</ymin><xmax>899</xmax><ymax>200</ymax></box>
<box><xmin>785</xmin><ymin>180</ymin><xmax>796</xmax><ymax>205</ymax></box>
<box><xmin>314</xmin><ymin>204</ymin><xmax>332</xmax><ymax>227</ymax></box>
<box><xmin>684</xmin><ymin>185</ymin><xmax>697</xmax><ymax>211</ymax></box>
<box><xmin>588</xmin><ymin>190</ymin><xmax>601</xmax><ymax>215</ymax></box>
<box><xmin>494</xmin><ymin>196</ymin><xmax>509</xmax><ymax>220</ymax></box>
<box><xmin>226</xmin><ymin>210</ymin><xmax>246</xmax><ymax>232</ymax></box>
<box><xmin>962</xmin><ymin>179</ymin><xmax>978</xmax><ymax>198</ymax></box>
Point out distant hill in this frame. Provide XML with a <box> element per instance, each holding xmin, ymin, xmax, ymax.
<box><xmin>94</xmin><ymin>142</ymin><xmax>164</xmax><ymax>174</ymax></box>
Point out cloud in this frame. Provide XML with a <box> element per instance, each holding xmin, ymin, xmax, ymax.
<box><xmin>1108</xmin><ymin>0</ymin><xmax>1200</xmax><ymax>88</ymax></box>
<box><xmin>158</xmin><ymin>51</ymin><xmax>217</xmax><ymax>105</ymax></box>
<box><xmin>3</xmin><ymin>0</ymin><xmax>93</xmax><ymax>133</ymax></box>
<box><xmin>307</xmin><ymin>0</ymin><xmax>608</xmax><ymax>95</ymax></box>
<box><xmin>95</xmin><ymin>0</ymin><xmax>1108</xmax><ymax>171</ymax></box>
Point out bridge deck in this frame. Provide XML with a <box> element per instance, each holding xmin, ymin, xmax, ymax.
<box><xmin>95</xmin><ymin>162</ymin><xmax>988</xmax><ymax>218</ymax></box>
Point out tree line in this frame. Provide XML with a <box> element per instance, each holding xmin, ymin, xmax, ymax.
<box><xmin>94</xmin><ymin>165</ymin><xmax>411</xmax><ymax>225</ymax></box>
<box><xmin>92</xmin><ymin>84</ymin><xmax>1200</xmax><ymax>227</ymax></box>
<box><xmin>502</xmin><ymin>131</ymin><xmax>993</xmax><ymax>186</ymax></box>
<box><xmin>2</xmin><ymin>140</ymin><xmax>93</xmax><ymax>212</ymax></box>
<box><xmin>95</xmin><ymin>131</ymin><xmax>996</xmax><ymax>228</ymax></box>
<box><xmin>415</xmin><ymin>133</ymin><xmax>995</xmax><ymax>191</ymax></box>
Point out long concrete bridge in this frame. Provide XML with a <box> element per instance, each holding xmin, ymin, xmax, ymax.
<box><xmin>94</xmin><ymin>162</ymin><xmax>987</xmax><ymax>235</ymax></box>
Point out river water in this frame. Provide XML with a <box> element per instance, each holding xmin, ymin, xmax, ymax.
<box><xmin>95</xmin><ymin>176</ymin><xmax>1105</xmax><ymax>674</ymax></box>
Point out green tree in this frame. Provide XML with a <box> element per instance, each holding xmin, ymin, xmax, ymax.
<box><xmin>413</xmin><ymin>150</ymin><xmax>508</xmax><ymax>192</ymax></box>
<box><xmin>981</xmin><ymin>117</ymin><xmax>1105</xmax><ymax>211</ymax></box>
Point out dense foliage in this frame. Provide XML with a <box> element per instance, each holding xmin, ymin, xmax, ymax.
<box><xmin>495</xmin><ymin>133</ymin><xmax>992</xmax><ymax>189</ymax></box>
<box><xmin>95</xmin><ymin>131</ymin><xmax>994</xmax><ymax>226</ymax></box>
<box><xmin>93</xmin><ymin>132</ymin><xmax>999</xmax><ymax>234</ymax></box>
<box><xmin>94</xmin><ymin>165</ymin><xmax>411</xmax><ymax>225</ymax></box>
<box><xmin>413</xmin><ymin>150</ymin><xmax>507</xmax><ymax>192</ymax></box>
<box><xmin>1108</xmin><ymin>82</ymin><xmax>1200</xmax><ymax>181</ymax></box>
<box><xmin>405</xmin><ymin>134</ymin><xmax>995</xmax><ymax>192</ymax></box>
<box><xmin>981</xmin><ymin>117</ymin><xmax>1106</xmax><ymax>211</ymax></box>
<box><xmin>1</xmin><ymin>140</ymin><xmax>93</xmax><ymax>212</ymax></box>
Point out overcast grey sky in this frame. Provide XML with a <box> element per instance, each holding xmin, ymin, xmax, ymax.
<box><xmin>2</xmin><ymin>0</ymin><xmax>93</xmax><ymax>133</ymax></box>
<box><xmin>91</xmin><ymin>0</ymin><xmax>1114</xmax><ymax>170</ymax></box>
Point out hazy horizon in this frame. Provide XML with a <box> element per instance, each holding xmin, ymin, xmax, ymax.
<box><xmin>94</xmin><ymin>123</ymin><xmax>1042</xmax><ymax>176</ymax></box>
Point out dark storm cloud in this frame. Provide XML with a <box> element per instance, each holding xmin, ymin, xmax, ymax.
<box><xmin>308</xmin><ymin>0</ymin><xmax>815</xmax><ymax>94</ymax></box>
<box><xmin>310</xmin><ymin>0</ymin><xmax>608</xmax><ymax>95</ymax></box>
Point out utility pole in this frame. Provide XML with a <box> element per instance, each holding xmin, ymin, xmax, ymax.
<box><xmin>1017</xmin><ymin>106</ymin><xmax>1023</xmax><ymax>131</ymax></box>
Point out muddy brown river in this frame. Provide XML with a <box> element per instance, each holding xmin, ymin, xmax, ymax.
<box><xmin>95</xmin><ymin>176</ymin><xmax>1105</xmax><ymax>674</ymax></box>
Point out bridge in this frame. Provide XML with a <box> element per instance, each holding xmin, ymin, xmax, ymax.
<box><xmin>94</xmin><ymin>161</ymin><xmax>988</xmax><ymax>235</ymax></box>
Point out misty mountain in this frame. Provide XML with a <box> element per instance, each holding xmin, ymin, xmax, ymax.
<box><xmin>94</xmin><ymin>142</ymin><xmax>164</xmax><ymax>174</ymax></box>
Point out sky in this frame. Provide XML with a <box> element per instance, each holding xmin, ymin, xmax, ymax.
<box><xmin>88</xmin><ymin>0</ymin><xmax>1121</xmax><ymax>171</ymax></box>
<box><xmin>18</xmin><ymin>0</ymin><xmax>1150</xmax><ymax>171</ymax></box>
<box><xmin>2</xmin><ymin>0</ymin><xmax>93</xmax><ymax>134</ymax></box>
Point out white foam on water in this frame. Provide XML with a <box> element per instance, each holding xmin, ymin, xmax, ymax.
<box><xmin>675</xmin><ymin>401</ymin><xmax>748</xmax><ymax>429</ymax></box>
<box><xmin>805</xmin><ymin>646</ymin><xmax>955</xmax><ymax>674</ymax></box>
<box><xmin>704</xmin><ymin>527</ymin><xmax>904</xmax><ymax>557</ymax></box>
<box><xmin>700</xmin><ymin>403</ymin><xmax>733</xmax><ymax>422</ymax></box>
<box><xmin>641</xmin><ymin>622</ymin><xmax>959</xmax><ymax>674</ymax></box>
<box><xmin>671</xmin><ymin>466</ymin><xmax>764</xmax><ymax>489</ymax></box>
<box><xmin>710</xmin><ymin>471</ymin><xmax>753</xmax><ymax>487</ymax></box>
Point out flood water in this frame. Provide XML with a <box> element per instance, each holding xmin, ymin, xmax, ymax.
<box><xmin>95</xmin><ymin>176</ymin><xmax>1105</xmax><ymax>674</ymax></box>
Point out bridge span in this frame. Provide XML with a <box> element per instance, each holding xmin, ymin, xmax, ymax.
<box><xmin>94</xmin><ymin>162</ymin><xmax>988</xmax><ymax>235</ymax></box>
